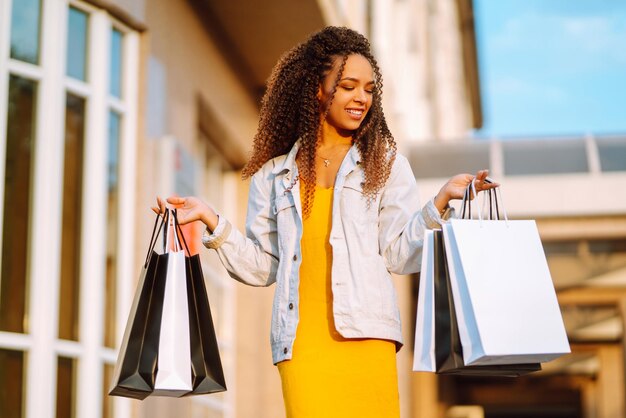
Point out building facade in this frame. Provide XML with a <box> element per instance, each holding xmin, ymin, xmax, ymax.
<box><xmin>4</xmin><ymin>0</ymin><xmax>589</xmax><ymax>418</ymax></box>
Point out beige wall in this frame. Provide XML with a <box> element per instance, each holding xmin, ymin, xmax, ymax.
<box><xmin>135</xmin><ymin>1</ymin><xmax>300</xmax><ymax>416</ymax></box>
<box><xmin>371</xmin><ymin>0</ymin><xmax>476</xmax><ymax>148</ymax></box>
<box><xmin>133</xmin><ymin>0</ymin><xmax>259</xmax><ymax>250</ymax></box>
<box><xmin>130</xmin><ymin>0</ymin><xmax>276</xmax><ymax>417</ymax></box>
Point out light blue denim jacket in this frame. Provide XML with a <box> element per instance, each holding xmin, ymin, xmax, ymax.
<box><xmin>203</xmin><ymin>141</ymin><xmax>447</xmax><ymax>364</ymax></box>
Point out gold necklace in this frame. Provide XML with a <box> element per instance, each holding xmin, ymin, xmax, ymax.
<box><xmin>316</xmin><ymin>145</ymin><xmax>350</xmax><ymax>168</ymax></box>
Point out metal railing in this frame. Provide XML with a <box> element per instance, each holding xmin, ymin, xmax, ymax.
<box><xmin>407</xmin><ymin>134</ymin><xmax>626</xmax><ymax>179</ymax></box>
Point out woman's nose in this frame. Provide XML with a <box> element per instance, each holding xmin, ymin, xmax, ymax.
<box><xmin>354</xmin><ymin>89</ymin><xmax>366</xmax><ymax>103</ymax></box>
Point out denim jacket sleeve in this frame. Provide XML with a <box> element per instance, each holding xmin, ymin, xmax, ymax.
<box><xmin>378</xmin><ymin>154</ymin><xmax>445</xmax><ymax>275</ymax></box>
<box><xmin>203</xmin><ymin>169</ymin><xmax>279</xmax><ymax>287</ymax></box>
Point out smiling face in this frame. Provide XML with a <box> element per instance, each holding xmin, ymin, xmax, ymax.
<box><xmin>318</xmin><ymin>54</ymin><xmax>375</xmax><ymax>136</ymax></box>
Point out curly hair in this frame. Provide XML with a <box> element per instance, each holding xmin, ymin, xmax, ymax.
<box><xmin>242</xmin><ymin>26</ymin><xmax>397</xmax><ymax>218</ymax></box>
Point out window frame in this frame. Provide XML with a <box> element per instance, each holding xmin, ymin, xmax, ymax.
<box><xmin>0</xmin><ymin>1</ymin><xmax>139</xmax><ymax>418</ymax></box>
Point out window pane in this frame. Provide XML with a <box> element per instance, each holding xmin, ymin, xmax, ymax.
<box><xmin>56</xmin><ymin>357</ymin><xmax>76</xmax><ymax>418</ymax></box>
<box><xmin>66</xmin><ymin>7</ymin><xmax>89</xmax><ymax>81</ymax></box>
<box><xmin>1</xmin><ymin>76</ymin><xmax>37</xmax><ymax>333</ymax></box>
<box><xmin>10</xmin><ymin>0</ymin><xmax>42</xmax><ymax>63</ymax></box>
<box><xmin>175</xmin><ymin>144</ymin><xmax>197</xmax><ymax>196</ymax></box>
<box><xmin>0</xmin><ymin>349</ymin><xmax>25</xmax><ymax>418</ymax></box>
<box><xmin>102</xmin><ymin>363</ymin><xmax>115</xmax><ymax>418</ymax></box>
<box><xmin>58</xmin><ymin>94</ymin><xmax>85</xmax><ymax>341</ymax></box>
<box><xmin>104</xmin><ymin>111</ymin><xmax>121</xmax><ymax>348</ymax></box>
<box><xmin>408</xmin><ymin>142</ymin><xmax>491</xmax><ymax>179</ymax></box>
<box><xmin>109</xmin><ymin>29</ymin><xmax>123</xmax><ymax>97</ymax></box>
<box><xmin>597</xmin><ymin>137</ymin><xmax>626</xmax><ymax>172</ymax></box>
<box><xmin>503</xmin><ymin>139</ymin><xmax>589</xmax><ymax>176</ymax></box>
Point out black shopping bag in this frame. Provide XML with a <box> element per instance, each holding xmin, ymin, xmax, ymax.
<box><xmin>109</xmin><ymin>213</ymin><xmax>169</xmax><ymax>399</ymax></box>
<box><xmin>110</xmin><ymin>209</ymin><xmax>227</xmax><ymax>399</ymax></box>
<box><xmin>174</xmin><ymin>212</ymin><xmax>227</xmax><ymax>395</ymax></box>
<box><xmin>433</xmin><ymin>230</ymin><xmax>541</xmax><ymax>377</ymax></box>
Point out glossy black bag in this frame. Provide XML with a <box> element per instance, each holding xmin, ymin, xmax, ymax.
<box><xmin>110</xmin><ymin>210</ymin><xmax>226</xmax><ymax>399</ymax></box>
<box><xmin>175</xmin><ymin>211</ymin><xmax>226</xmax><ymax>395</ymax></box>
<box><xmin>109</xmin><ymin>212</ymin><xmax>169</xmax><ymax>399</ymax></box>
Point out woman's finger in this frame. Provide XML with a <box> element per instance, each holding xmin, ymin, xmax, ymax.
<box><xmin>152</xmin><ymin>197</ymin><xmax>164</xmax><ymax>214</ymax></box>
<box><xmin>167</xmin><ymin>196</ymin><xmax>186</xmax><ymax>206</ymax></box>
<box><xmin>475</xmin><ymin>178</ymin><xmax>499</xmax><ymax>191</ymax></box>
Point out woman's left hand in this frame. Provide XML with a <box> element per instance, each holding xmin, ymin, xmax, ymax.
<box><xmin>433</xmin><ymin>169</ymin><xmax>499</xmax><ymax>213</ymax></box>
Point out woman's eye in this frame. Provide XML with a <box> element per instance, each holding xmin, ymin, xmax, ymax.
<box><xmin>341</xmin><ymin>86</ymin><xmax>355</xmax><ymax>91</ymax></box>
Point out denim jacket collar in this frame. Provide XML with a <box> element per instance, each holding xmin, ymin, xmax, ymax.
<box><xmin>270</xmin><ymin>139</ymin><xmax>362</xmax><ymax>178</ymax></box>
<box><xmin>271</xmin><ymin>139</ymin><xmax>301</xmax><ymax>176</ymax></box>
<box><xmin>338</xmin><ymin>144</ymin><xmax>362</xmax><ymax>177</ymax></box>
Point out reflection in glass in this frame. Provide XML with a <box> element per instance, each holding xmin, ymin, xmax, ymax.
<box><xmin>1</xmin><ymin>76</ymin><xmax>37</xmax><ymax>333</ymax></box>
<box><xmin>104</xmin><ymin>112</ymin><xmax>121</xmax><ymax>348</ymax></box>
<box><xmin>10</xmin><ymin>0</ymin><xmax>42</xmax><ymax>63</ymax></box>
<box><xmin>56</xmin><ymin>357</ymin><xmax>76</xmax><ymax>418</ymax></box>
<box><xmin>0</xmin><ymin>349</ymin><xmax>24</xmax><ymax>418</ymax></box>
<box><xmin>58</xmin><ymin>94</ymin><xmax>85</xmax><ymax>341</ymax></box>
<box><xmin>66</xmin><ymin>7</ymin><xmax>89</xmax><ymax>81</ymax></box>
<box><xmin>110</xmin><ymin>29</ymin><xmax>123</xmax><ymax>97</ymax></box>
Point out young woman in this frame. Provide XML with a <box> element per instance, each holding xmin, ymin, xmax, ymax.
<box><xmin>155</xmin><ymin>26</ymin><xmax>496</xmax><ymax>418</ymax></box>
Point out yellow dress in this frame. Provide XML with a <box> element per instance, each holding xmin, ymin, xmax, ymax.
<box><xmin>277</xmin><ymin>184</ymin><xmax>400</xmax><ymax>418</ymax></box>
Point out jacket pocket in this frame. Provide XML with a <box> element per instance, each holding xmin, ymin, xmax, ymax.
<box><xmin>272</xmin><ymin>194</ymin><xmax>295</xmax><ymax>215</ymax></box>
<box><xmin>341</xmin><ymin>175</ymin><xmax>379</xmax><ymax>222</ymax></box>
<box><xmin>272</xmin><ymin>194</ymin><xmax>297</xmax><ymax>250</ymax></box>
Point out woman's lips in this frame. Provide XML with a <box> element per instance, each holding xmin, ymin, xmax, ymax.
<box><xmin>346</xmin><ymin>108</ymin><xmax>364</xmax><ymax>120</ymax></box>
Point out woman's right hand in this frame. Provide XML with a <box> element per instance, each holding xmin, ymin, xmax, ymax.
<box><xmin>151</xmin><ymin>196</ymin><xmax>219</xmax><ymax>231</ymax></box>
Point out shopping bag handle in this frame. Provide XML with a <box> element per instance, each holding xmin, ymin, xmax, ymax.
<box><xmin>144</xmin><ymin>209</ymin><xmax>168</xmax><ymax>267</ymax></box>
<box><xmin>143</xmin><ymin>208</ymin><xmax>192</xmax><ymax>265</ymax></box>
<box><xmin>482</xmin><ymin>188</ymin><xmax>501</xmax><ymax>220</ymax></box>
<box><xmin>172</xmin><ymin>209</ymin><xmax>192</xmax><ymax>257</ymax></box>
<box><xmin>460</xmin><ymin>177</ymin><xmax>509</xmax><ymax>224</ymax></box>
<box><xmin>164</xmin><ymin>208</ymin><xmax>185</xmax><ymax>253</ymax></box>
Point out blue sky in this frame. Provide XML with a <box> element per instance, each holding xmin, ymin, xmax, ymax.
<box><xmin>474</xmin><ymin>0</ymin><xmax>626</xmax><ymax>138</ymax></box>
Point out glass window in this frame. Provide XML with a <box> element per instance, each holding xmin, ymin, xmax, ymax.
<box><xmin>1</xmin><ymin>75</ymin><xmax>37</xmax><ymax>333</ymax></box>
<box><xmin>503</xmin><ymin>139</ymin><xmax>589</xmax><ymax>176</ymax></box>
<box><xmin>58</xmin><ymin>94</ymin><xmax>86</xmax><ymax>341</ymax></box>
<box><xmin>597</xmin><ymin>137</ymin><xmax>626</xmax><ymax>172</ymax></box>
<box><xmin>409</xmin><ymin>142</ymin><xmax>491</xmax><ymax>179</ymax></box>
<box><xmin>175</xmin><ymin>143</ymin><xmax>197</xmax><ymax>197</ymax></box>
<box><xmin>10</xmin><ymin>0</ymin><xmax>42</xmax><ymax>64</ymax></box>
<box><xmin>66</xmin><ymin>7</ymin><xmax>89</xmax><ymax>81</ymax></box>
<box><xmin>0</xmin><ymin>349</ymin><xmax>25</xmax><ymax>418</ymax></box>
<box><xmin>104</xmin><ymin>111</ymin><xmax>121</xmax><ymax>348</ymax></box>
<box><xmin>109</xmin><ymin>29</ymin><xmax>123</xmax><ymax>98</ymax></box>
<box><xmin>56</xmin><ymin>357</ymin><xmax>76</xmax><ymax>418</ymax></box>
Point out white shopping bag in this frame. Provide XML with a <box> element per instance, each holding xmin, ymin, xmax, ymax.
<box><xmin>442</xmin><ymin>216</ymin><xmax>570</xmax><ymax>366</ymax></box>
<box><xmin>153</xmin><ymin>210</ymin><xmax>193</xmax><ymax>396</ymax></box>
<box><xmin>413</xmin><ymin>230</ymin><xmax>436</xmax><ymax>372</ymax></box>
